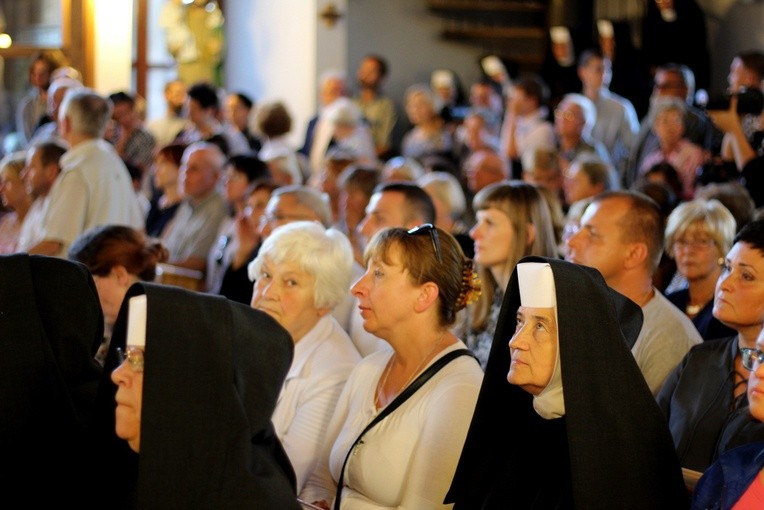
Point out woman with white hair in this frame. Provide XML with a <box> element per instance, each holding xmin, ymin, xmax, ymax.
<box><xmin>248</xmin><ymin>221</ymin><xmax>361</xmax><ymax>492</ymax></box>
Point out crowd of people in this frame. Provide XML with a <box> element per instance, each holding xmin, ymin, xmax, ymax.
<box><xmin>2</xmin><ymin>8</ymin><xmax>764</xmax><ymax>508</ymax></box>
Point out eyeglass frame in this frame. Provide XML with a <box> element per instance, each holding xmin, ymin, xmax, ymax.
<box><xmin>116</xmin><ymin>346</ymin><xmax>145</xmax><ymax>373</ymax></box>
<box><xmin>553</xmin><ymin>108</ymin><xmax>581</xmax><ymax>123</ymax></box>
<box><xmin>407</xmin><ymin>223</ymin><xmax>442</xmax><ymax>263</ymax></box>
<box><xmin>741</xmin><ymin>347</ymin><xmax>764</xmax><ymax>371</ymax></box>
<box><xmin>672</xmin><ymin>237</ymin><xmax>715</xmax><ymax>250</ymax></box>
<box><xmin>259</xmin><ymin>211</ymin><xmax>316</xmax><ymax>225</ymax></box>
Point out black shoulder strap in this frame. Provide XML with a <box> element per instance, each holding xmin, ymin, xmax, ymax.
<box><xmin>333</xmin><ymin>349</ymin><xmax>478</xmax><ymax>509</ymax></box>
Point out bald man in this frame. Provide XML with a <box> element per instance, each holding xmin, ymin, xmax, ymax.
<box><xmin>162</xmin><ymin>142</ymin><xmax>229</xmax><ymax>273</ymax></box>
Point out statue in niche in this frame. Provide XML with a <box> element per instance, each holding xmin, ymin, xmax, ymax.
<box><xmin>159</xmin><ymin>0</ymin><xmax>225</xmax><ymax>86</ymax></box>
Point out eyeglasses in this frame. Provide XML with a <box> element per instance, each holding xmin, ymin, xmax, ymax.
<box><xmin>673</xmin><ymin>238</ymin><xmax>715</xmax><ymax>250</ymax></box>
<box><xmin>654</xmin><ymin>80</ymin><xmax>685</xmax><ymax>89</ymax></box>
<box><xmin>554</xmin><ymin>109</ymin><xmax>579</xmax><ymax>122</ymax></box>
<box><xmin>407</xmin><ymin>223</ymin><xmax>442</xmax><ymax>263</ymax></box>
<box><xmin>741</xmin><ymin>348</ymin><xmax>764</xmax><ymax>371</ymax></box>
<box><xmin>260</xmin><ymin>211</ymin><xmax>315</xmax><ymax>225</ymax></box>
<box><xmin>116</xmin><ymin>346</ymin><xmax>145</xmax><ymax>373</ymax></box>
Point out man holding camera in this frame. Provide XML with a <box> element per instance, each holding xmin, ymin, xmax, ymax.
<box><xmin>707</xmin><ymin>51</ymin><xmax>764</xmax><ymax>207</ymax></box>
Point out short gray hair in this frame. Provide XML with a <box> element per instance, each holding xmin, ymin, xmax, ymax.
<box><xmin>271</xmin><ymin>185</ymin><xmax>332</xmax><ymax>227</ymax></box>
<box><xmin>183</xmin><ymin>141</ymin><xmax>226</xmax><ymax>174</ymax></box>
<box><xmin>652</xmin><ymin>97</ymin><xmax>687</xmax><ymax>122</ymax></box>
<box><xmin>560</xmin><ymin>93</ymin><xmax>596</xmax><ymax>137</ymax></box>
<box><xmin>248</xmin><ymin>221</ymin><xmax>353</xmax><ymax>310</ymax></box>
<box><xmin>59</xmin><ymin>88</ymin><xmax>112</xmax><ymax>138</ymax></box>
<box><xmin>417</xmin><ymin>171</ymin><xmax>467</xmax><ymax>218</ymax></box>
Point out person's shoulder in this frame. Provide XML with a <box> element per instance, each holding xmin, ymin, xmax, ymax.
<box><xmin>133</xmin><ymin>127</ymin><xmax>156</xmax><ymax>143</ymax></box>
<box><xmin>342</xmin><ymin>348</ymin><xmax>391</xmax><ymax>387</ymax></box>
<box><xmin>313</xmin><ymin>317</ymin><xmax>362</xmax><ymax>362</ymax></box>
<box><xmin>684</xmin><ymin>336</ymin><xmax>737</xmax><ymax>364</ymax></box>
<box><xmin>433</xmin><ymin>346</ymin><xmax>484</xmax><ymax>382</ymax></box>
<box><xmin>203</xmin><ymin>190</ymin><xmax>229</xmax><ymax>210</ymax></box>
<box><xmin>644</xmin><ymin>292</ymin><xmax>702</xmax><ymax>341</ymax></box>
<box><xmin>647</xmin><ymin>291</ymin><xmax>693</xmax><ymax>322</ymax></box>
<box><xmin>687</xmin><ymin>105</ymin><xmax>712</xmax><ymax>125</ymax></box>
<box><xmin>374</xmin><ymin>95</ymin><xmax>396</xmax><ymax>109</ymax></box>
<box><xmin>664</xmin><ymin>287</ymin><xmax>688</xmax><ymax>308</ymax></box>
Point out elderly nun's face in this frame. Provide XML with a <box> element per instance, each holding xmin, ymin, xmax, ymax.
<box><xmin>507</xmin><ymin>306</ymin><xmax>558</xmax><ymax>395</ymax></box>
<box><xmin>250</xmin><ymin>256</ymin><xmax>329</xmax><ymax>343</ymax></box>
<box><xmin>111</xmin><ymin>346</ymin><xmax>145</xmax><ymax>452</ymax></box>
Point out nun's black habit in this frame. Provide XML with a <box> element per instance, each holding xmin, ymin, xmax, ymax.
<box><xmin>446</xmin><ymin>257</ymin><xmax>689</xmax><ymax>509</ymax></box>
<box><xmin>0</xmin><ymin>254</ymin><xmax>103</xmax><ymax>504</ymax></box>
<box><xmin>93</xmin><ymin>282</ymin><xmax>301</xmax><ymax>509</ymax></box>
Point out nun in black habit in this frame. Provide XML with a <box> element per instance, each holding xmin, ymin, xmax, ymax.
<box><xmin>445</xmin><ymin>257</ymin><xmax>689</xmax><ymax>509</ymax></box>
<box><xmin>0</xmin><ymin>254</ymin><xmax>103</xmax><ymax>505</ymax></box>
<box><xmin>92</xmin><ymin>281</ymin><xmax>301</xmax><ymax>509</ymax></box>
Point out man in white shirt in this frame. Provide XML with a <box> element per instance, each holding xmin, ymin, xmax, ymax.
<box><xmin>500</xmin><ymin>74</ymin><xmax>555</xmax><ymax>179</ymax></box>
<box><xmin>300</xmin><ymin>70</ymin><xmax>347</xmax><ymax>177</ymax></box>
<box><xmin>16</xmin><ymin>140</ymin><xmax>67</xmax><ymax>252</ymax></box>
<box><xmin>578</xmin><ymin>49</ymin><xmax>639</xmax><ymax>186</ymax></box>
<box><xmin>28</xmin><ymin>88</ymin><xmax>144</xmax><ymax>257</ymax></box>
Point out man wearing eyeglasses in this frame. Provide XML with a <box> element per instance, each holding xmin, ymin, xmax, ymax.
<box><xmin>566</xmin><ymin>190</ymin><xmax>702</xmax><ymax>395</ymax></box>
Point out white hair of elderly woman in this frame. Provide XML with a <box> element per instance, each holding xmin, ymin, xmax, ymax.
<box><xmin>247</xmin><ymin>221</ymin><xmax>354</xmax><ymax>310</ymax></box>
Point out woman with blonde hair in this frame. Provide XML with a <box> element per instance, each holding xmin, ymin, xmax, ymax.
<box><xmin>0</xmin><ymin>152</ymin><xmax>32</xmax><ymax>253</ymax></box>
<box><xmin>462</xmin><ymin>181</ymin><xmax>559</xmax><ymax>367</ymax></box>
<box><xmin>665</xmin><ymin>198</ymin><xmax>737</xmax><ymax>341</ymax></box>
